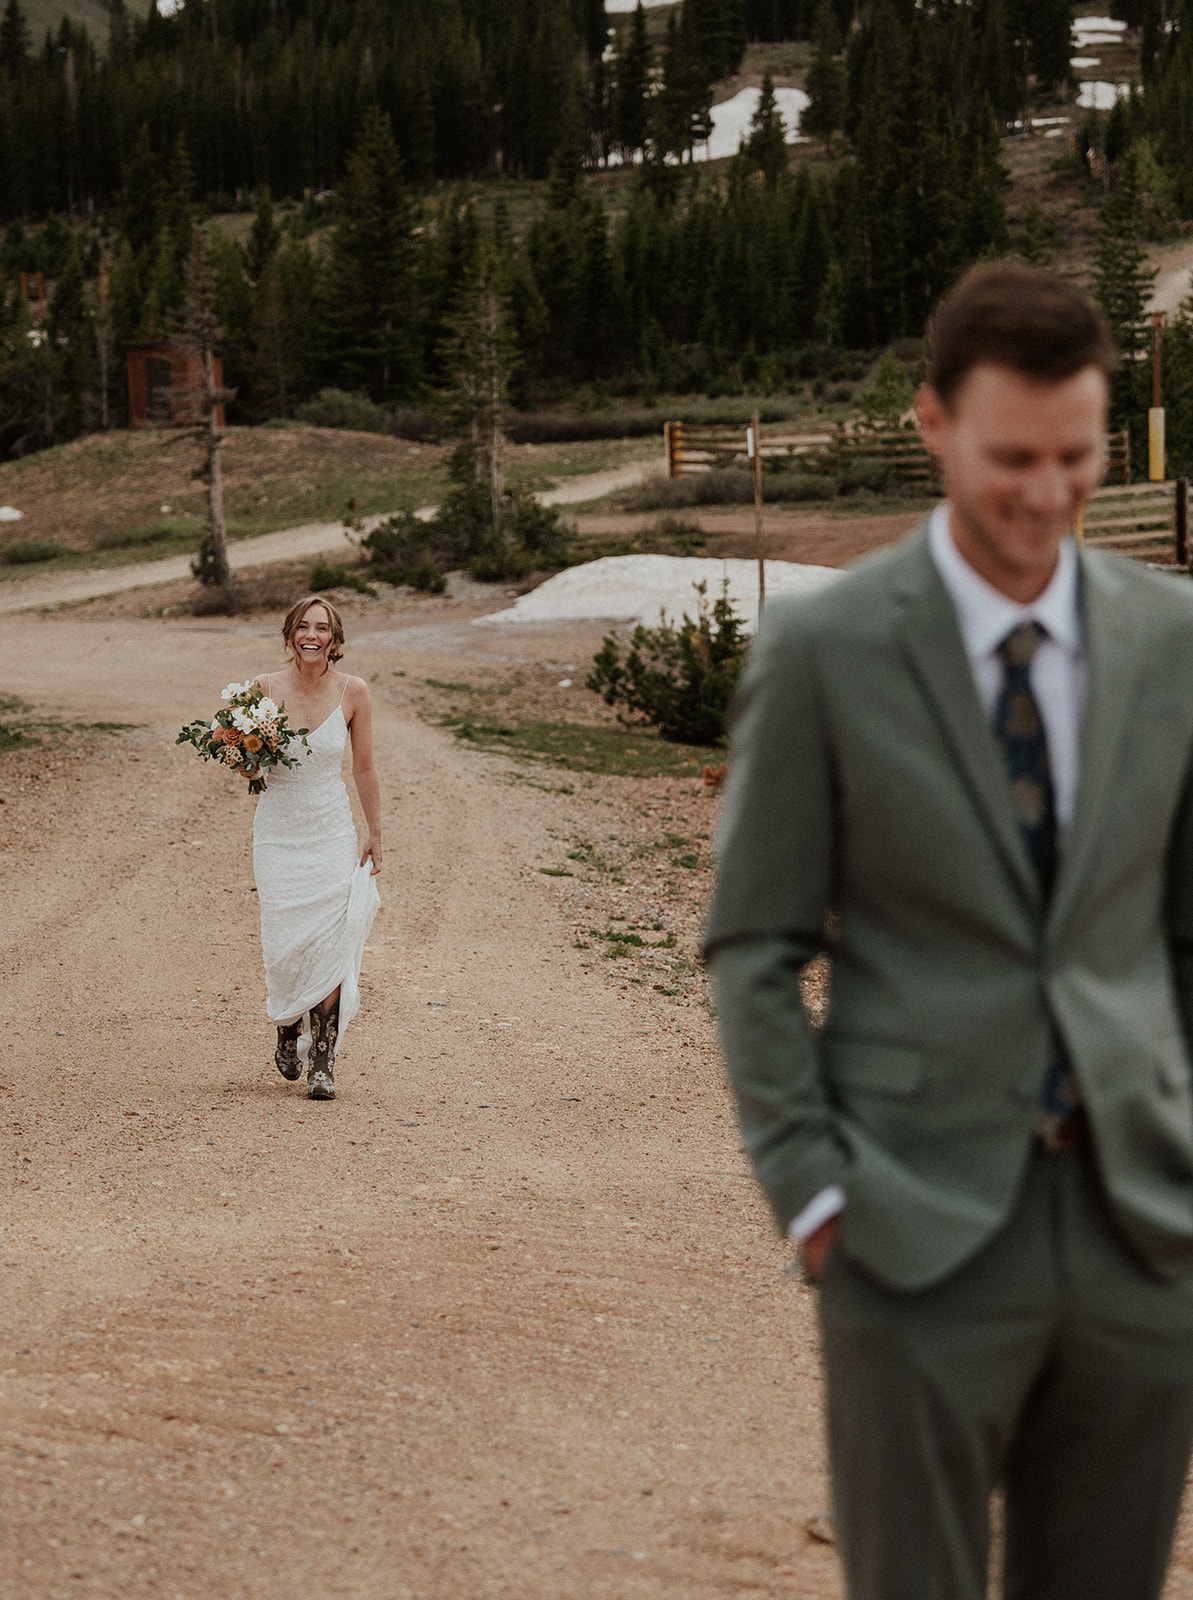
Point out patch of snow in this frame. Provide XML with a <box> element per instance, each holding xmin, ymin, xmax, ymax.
<box><xmin>1070</xmin><ymin>56</ymin><xmax>1101</xmax><ymax>66</ymax></box>
<box><xmin>1072</xmin><ymin>15</ymin><xmax>1127</xmax><ymax>41</ymax></box>
<box><xmin>0</xmin><ymin>506</ymin><xmax>23</xmax><ymax>521</ymax></box>
<box><xmin>606</xmin><ymin>0</ymin><xmax>677</xmax><ymax>8</ymax></box>
<box><xmin>1044</xmin><ymin>128</ymin><xmax>1068</xmax><ymax>137</ymax></box>
<box><xmin>474</xmin><ymin>554</ymin><xmax>840</xmax><ymax>633</ymax></box>
<box><xmin>1076</xmin><ymin>80</ymin><xmax>1130</xmax><ymax>108</ymax></box>
<box><xmin>1031</xmin><ymin>116</ymin><xmax>1071</xmax><ymax>125</ymax></box>
<box><xmin>697</xmin><ymin>87</ymin><xmax>809</xmax><ymax>162</ymax></box>
<box><xmin>156</xmin><ymin>0</ymin><xmax>182</xmax><ymax>13</ymax></box>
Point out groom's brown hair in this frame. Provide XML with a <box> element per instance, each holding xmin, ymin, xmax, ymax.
<box><xmin>927</xmin><ymin>263</ymin><xmax>1118</xmax><ymax>406</ymax></box>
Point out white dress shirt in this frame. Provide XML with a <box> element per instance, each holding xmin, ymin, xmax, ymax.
<box><xmin>787</xmin><ymin>503</ymin><xmax>1087</xmax><ymax>1243</ymax></box>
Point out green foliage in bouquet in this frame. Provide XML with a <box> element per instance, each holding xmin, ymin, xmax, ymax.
<box><xmin>177</xmin><ymin>681</ymin><xmax>310</xmax><ymax>796</ymax></box>
<box><xmin>587</xmin><ymin>582</ymin><xmax>749</xmax><ymax>747</ymax></box>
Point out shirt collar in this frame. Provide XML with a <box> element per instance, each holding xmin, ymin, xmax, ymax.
<box><xmin>927</xmin><ymin>501</ymin><xmax>1082</xmax><ymax>662</ymax></box>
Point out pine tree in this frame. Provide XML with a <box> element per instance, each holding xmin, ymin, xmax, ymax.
<box><xmin>801</xmin><ymin>0</ymin><xmax>844</xmax><ymax>153</ymax></box>
<box><xmin>1093</xmin><ymin>146</ymin><xmax>1158</xmax><ymax>433</ymax></box>
<box><xmin>743</xmin><ymin>70</ymin><xmax>788</xmax><ymax>182</ymax></box>
<box><xmin>688</xmin><ymin>0</ymin><xmax>747</xmax><ymax>82</ymax></box>
<box><xmin>322</xmin><ymin>106</ymin><xmax>417</xmax><ymax>400</ymax></box>
<box><xmin>653</xmin><ymin>9</ymin><xmax>714</xmax><ymax>161</ymax></box>
<box><xmin>1029</xmin><ymin>0</ymin><xmax>1073</xmax><ymax>95</ymax></box>
<box><xmin>244</xmin><ymin>186</ymin><xmax>281</xmax><ymax>285</ymax></box>
<box><xmin>248</xmin><ymin>237</ymin><xmax>316</xmax><ymax>418</ymax></box>
<box><xmin>955</xmin><ymin>92</ymin><xmax>1010</xmax><ymax>264</ymax></box>
<box><xmin>0</xmin><ymin>0</ymin><xmax>29</xmax><ymax>72</ymax></box>
<box><xmin>440</xmin><ymin>262</ymin><xmax>516</xmax><ymax>540</ymax></box>
<box><xmin>548</xmin><ymin>89</ymin><xmax>591</xmax><ymax>209</ymax></box>
<box><xmin>117</xmin><ymin>125</ymin><xmax>167</xmax><ymax>265</ymax></box>
<box><xmin>108</xmin><ymin>0</ymin><xmax>127</xmax><ymax>69</ymax></box>
<box><xmin>612</xmin><ymin>3</ymin><xmax>653</xmax><ymax>162</ymax></box>
<box><xmin>47</xmin><ymin>242</ymin><xmax>95</xmax><ymax>439</ymax></box>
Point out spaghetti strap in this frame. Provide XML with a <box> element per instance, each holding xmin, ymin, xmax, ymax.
<box><xmin>337</xmin><ymin>676</ymin><xmax>350</xmax><ymax>709</ymax></box>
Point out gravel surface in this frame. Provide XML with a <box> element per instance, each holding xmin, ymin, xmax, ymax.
<box><xmin>8</xmin><ymin>599</ymin><xmax>1193</xmax><ymax>1599</ymax></box>
<box><xmin>0</xmin><ymin>608</ymin><xmax>841</xmax><ymax>1600</ymax></box>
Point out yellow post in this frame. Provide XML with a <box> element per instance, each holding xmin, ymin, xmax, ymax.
<box><xmin>749</xmin><ymin>410</ymin><xmax>765</xmax><ymax>612</ymax></box>
<box><xmin>1149</xmin><ymin>408</ymin><xmax>1166</xmax><ymax>482</ymax></box>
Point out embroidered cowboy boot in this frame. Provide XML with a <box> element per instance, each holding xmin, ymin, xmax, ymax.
<box><xmin>307</xmin><ymin>1000</ymin><xmax>339</xmax><ymax>1100</ymax></box>
<box><xmin>274</xmin><ymin>1019</ymin><xmax>303</xmax><ymax>1081</ymax></box>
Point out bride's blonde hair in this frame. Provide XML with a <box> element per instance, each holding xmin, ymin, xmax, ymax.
<box><xmin>282</xmin><ymin>595</ymin><xmax>346</xmax><ymax>665</ymax></box>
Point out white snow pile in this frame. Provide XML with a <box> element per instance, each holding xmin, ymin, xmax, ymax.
<box><xmin>0</xmin><ymin>506</ymin><xmax>23</xmax><ymax>522</ymax></box>
<box><xmin>475</xmin><ymin>554</ymin><xmax>840</xmax><ymax>633</ymax></box>
<box><xmin>701</xmin><ymin>86</ymin><xmax>809</xmax><ymax>161</ymax></box>
<box><xmin>606</xmin><ymin>0</ymin><xmax>677</xmax><ymax>9</ymax></box>
<box><xmin>1072</xmin><ymin>15</ymin><xmax>1127</xmax><ymax>45</ymax></box>
<box><xmin>1077</xmin><ymin>81</ymin><xmax>1130</xmax><ymax>108</ymax></box>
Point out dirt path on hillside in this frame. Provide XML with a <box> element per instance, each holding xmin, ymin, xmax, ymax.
<box><xmin>0</xmin><ymin>609</ymin><xmax>844</xmax><ymax>1600</ymax></box>
<box><xmin>1150</xmin><ymin>238</ymin><xmax>1193</xmax><ymax>316</ymax></box>
<box><xmin>0</xmin><ymin>462</ymin><xmax>660</xmax><ymax>619</ymax></box>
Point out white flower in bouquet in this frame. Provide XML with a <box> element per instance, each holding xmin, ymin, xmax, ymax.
<box><xmin>178</xmin><ymin>682</ymin><xmax>312</xmax><ymax>797</ymax></box>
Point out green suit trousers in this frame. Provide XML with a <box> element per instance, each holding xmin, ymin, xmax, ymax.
<box><xmin>817</xmin><ymin>1144</ymin><xmax>1193</xmax><ymax>1600</ymax></box>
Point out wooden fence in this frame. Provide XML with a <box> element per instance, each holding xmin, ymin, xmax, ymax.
<box><xmin>664</xmin><ymin>420</ymin><xmax>1132</xmax><ymax>492</ymax></box>
<box><xmin>1082</xmin><ymin>478</ymin><xmax>1190</xmax><ymax>565</ymax></box>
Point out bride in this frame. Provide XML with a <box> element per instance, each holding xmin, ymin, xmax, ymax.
<box><xmin>251</xmin><ymin>594</ymin><xmax>381</xmax><ymax>1100</ymax></box>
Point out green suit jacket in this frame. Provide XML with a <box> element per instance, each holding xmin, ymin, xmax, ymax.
<box><xmin>705</xmin><ymin>522</ymin><xmax>1193</xmax><ymax>1291</ymax></box>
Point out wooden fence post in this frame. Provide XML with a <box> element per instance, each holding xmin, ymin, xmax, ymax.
<box><xmin>1177</xmin><ymin>477</ymin><xmax>1189</xmax><ymax>569</ymax></box>
<box><xmin>667</xmin><ymin>420</ymin><xmax>684</xmax><ymax>478</ymax></box>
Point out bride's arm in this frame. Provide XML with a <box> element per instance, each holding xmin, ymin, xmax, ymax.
<box><xmin>346</xmin><ymin>679</ymin><xmax>382</xmax><ymax>874</ymax></box>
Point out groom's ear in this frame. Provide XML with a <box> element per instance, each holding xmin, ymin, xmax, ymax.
<box><xmin>914</xmin><ymin>384</ymin><xmax>948</xmax><ymax>454</ymax></box>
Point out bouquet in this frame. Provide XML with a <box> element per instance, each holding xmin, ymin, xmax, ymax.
<box><xmin>177</xmin><ymin>681</ymin><xmax>309</xmax><ymax>796</ymax></box>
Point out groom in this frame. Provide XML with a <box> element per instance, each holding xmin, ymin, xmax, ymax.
<box><xmin>706</xmin><ymin>263</ymin><xmax>1193</xmax><ymax>1600</ymax></box>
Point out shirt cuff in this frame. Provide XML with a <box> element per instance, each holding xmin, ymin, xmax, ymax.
<box><xmin>787</xmin><ymin>1185</ymin><xmax>846</xmax><ymax>1242</ymax></box>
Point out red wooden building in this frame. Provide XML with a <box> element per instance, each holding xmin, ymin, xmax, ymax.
<box><xmin>126</xmin><ymin>342</ymin><xmax>225</xmax><ymax>429</ymax></box>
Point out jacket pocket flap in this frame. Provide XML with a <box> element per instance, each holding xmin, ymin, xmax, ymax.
<box><xmin>822</xmin><ymin>1036</ymin><xmax>926</xmax><ymax>1096</ymax></box>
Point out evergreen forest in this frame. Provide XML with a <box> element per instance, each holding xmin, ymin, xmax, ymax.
<box><xmin>0</xmin><ymin>0</ymin><xmax>1191</xmax><ymax>469</ymax></box>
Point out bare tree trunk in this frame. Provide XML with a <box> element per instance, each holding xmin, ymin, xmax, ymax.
<box><xmin>488</xmin><ymin>297</ymin><xmax>504</xmax><ymax>543</ymax></box>
<box><xmin>194</xmin><ymin>342</ymin><xmax>233</xmax><ymax>591</ymax></box>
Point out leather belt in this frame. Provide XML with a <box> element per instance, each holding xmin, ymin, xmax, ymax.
<box><xmin>1035</xmin><ymin>1106</ymin><xmax>1090</xmax><ymax>1155</ymax></box>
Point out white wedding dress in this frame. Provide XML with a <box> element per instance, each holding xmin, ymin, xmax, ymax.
<box><xmin>252</xmin><ymin>678</ymin><xmax>380</xmax><ymax>1063</ymax></box>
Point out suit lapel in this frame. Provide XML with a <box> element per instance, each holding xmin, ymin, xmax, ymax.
<box><xmin>891</xmin><ymin>529</ymin><xmax>1042</xmax><ymax>906</ymax></box>
<box><xmin>1048</xmin><ymin>550</ymin><xmax>1138</xmax><ymax>930</ymax></box>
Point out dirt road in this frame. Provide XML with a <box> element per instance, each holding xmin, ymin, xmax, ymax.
<box><xmin>0</xmin><ymin>605</ymin><xmax>841</xmax><ymax>1600</ymax></box>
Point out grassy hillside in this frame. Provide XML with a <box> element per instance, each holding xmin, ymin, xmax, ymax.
<box><xmin>23</xmin><ymin>0</ymin><xmax>151</xmax><ymax>52</ymax></box>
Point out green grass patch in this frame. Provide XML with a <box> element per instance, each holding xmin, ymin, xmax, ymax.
<box><xmin>0</xmin><ymin>693</ymin><xmax>137</xmax><ymax>754</ymax></box>
<box><xmin>92</xmin><ymin>517</ymin><xmax>206</xmax><ymax>550</ymax></box>
<box><xmin>1</xmin><ymin>538</ymin><xmax>70</xmax><ymax>564</ymax></box>
<box><xmin>441</xmin><ymin>714</ymin><xmax>721</xmax><ymax>777</ymax></box>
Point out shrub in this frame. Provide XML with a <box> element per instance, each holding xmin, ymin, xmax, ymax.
<box><xmin>655</xmin><ymin>514</ymin><xmax>706</xmax><ymax>553</ymax></box>
<box><xmin>623</xmin><ymin>468</ymin><xmax>835</xmax><ymax>512</ymax></box>
<box><xmin>310</xmin><ymin>557</ymin><xmax>377</xmax><ymax>596</ymax></box>
<box><xmin>587</xmin><ymin>581</ymin><xmax>749</xmax><ymax>746</ymax></box>
<box><xmin>361</xmin><ymin>488</ymin><xmax>571</xmax><ymax>588</ymax></box>
<box><xmin>838</xmin><ymin>456</ymin><xmax>895</xmax><ymax>495</ymax></box>
<box><xmin>1</xmin><ymin>538</ymin><xmax>68</xmax><ymax>564</ymax></box>
<box><xmin>295</xmin><ymin>388</ymin><xmax>390</xmax><ymax>433</ymax></box>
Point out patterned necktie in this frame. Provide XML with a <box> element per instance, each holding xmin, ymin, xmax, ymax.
<box><xmin>994</xmin><ymin>622</ymin><xmax>1058</xmax><ymax>897</ymax></box>
<box><xmin>993</xmin><ymin>621</ymin><xmax>1081</xmax><ymax>1140</ymax></box>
